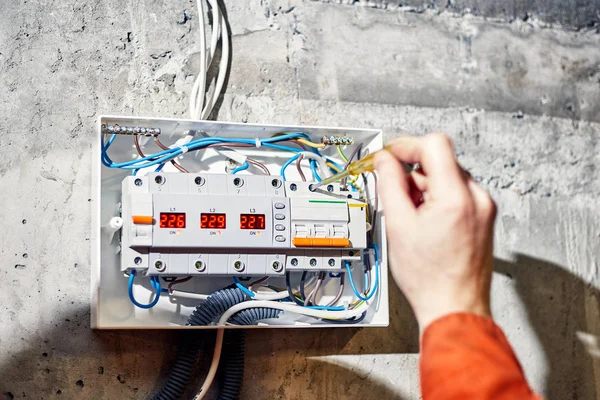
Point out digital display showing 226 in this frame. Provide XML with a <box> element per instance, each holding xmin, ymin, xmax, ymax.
<box><xmin>160</xmin><ymin>213</ymin><xmax>186</xmax><ymax>228</ymax></box>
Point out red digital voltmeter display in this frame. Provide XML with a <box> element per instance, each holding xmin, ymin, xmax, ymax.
<box><xmin>160</xmin><ymin>213</ymin><xmax>186</xmax><ymax>228</ymax></box>
<box><xmin>201</xmin><ymin>213</ymin><xmax>226</xmax><ymax>229</ymax></box>
<box><xmin>240</xmin><ymin>214</ymin><xmax>266</xmax><ymax>230</ymax></box>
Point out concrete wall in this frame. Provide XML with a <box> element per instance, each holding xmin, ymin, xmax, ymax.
<box><xmin>0</xmin><ymin>1</ymin><xmax>599</xmax><ymax>399</ymax></box>
<box><xmin>316</xmin><ymin>0</ymin><xmax>600</xmax><ymax>29</ymax></box>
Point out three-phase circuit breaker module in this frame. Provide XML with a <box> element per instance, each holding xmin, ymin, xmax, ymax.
<box><xmin>122</xmin><ymin>173</ymin><xmax>366</xmax><ymax>277</ymax></box>
<box><xmin>92</xmin><ymin>117</ymin><xmax>388</xmax><ymax>329</ymax></box>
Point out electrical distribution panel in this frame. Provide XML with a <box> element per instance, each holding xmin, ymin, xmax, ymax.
<box><xmin>121</xmin><ymin>173</ymin><xmax>367</xmax><ymax>277</ymax></box>
<box><xmin>92</xmin><ymin>116</ymin><xmax>389</xmax><ymax>329</ymax></box>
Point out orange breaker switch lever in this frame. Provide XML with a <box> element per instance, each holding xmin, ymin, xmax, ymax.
<box><xmin>292</xmin><ymin>237</ymin><xmax>350</xmax><ymax>248</ymax></box>
<box><xmin>132</xmin><ymin>215</ymin><xmax>153</xmax><ymax>225</ymax></box>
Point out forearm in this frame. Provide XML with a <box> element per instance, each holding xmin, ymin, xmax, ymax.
<box><xmin>420</xmin><ymin>313</ymin><xmax>542</xmax><ymax>400</ymax></box>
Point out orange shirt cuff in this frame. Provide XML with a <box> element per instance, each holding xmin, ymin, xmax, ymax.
<box><xmin>420</xmin><ymin>313</ymin><xmax>543</xmax><ymax>400</ymax></box>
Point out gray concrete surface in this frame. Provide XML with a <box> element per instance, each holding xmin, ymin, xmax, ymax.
<box><xmin>1</xmin><ymin>0</ymin><xmax>599</xmax><ymax>399</ymax></box>
<box><xmin>316</xmin><ymin>0</ymin><xmax>600</xmax><ymax>30</ymax></box>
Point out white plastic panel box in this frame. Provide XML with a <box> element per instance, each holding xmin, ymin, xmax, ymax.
<box><xmin>91</xmin><ymin>116</ymin><xmax>388</xmax><ymax>329</ymax></box>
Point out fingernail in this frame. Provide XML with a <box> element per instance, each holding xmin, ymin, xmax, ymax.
<box><xmin>374</xmin><ymin>151</ymin><xmax>388</xmax><ymax>170</ymax></box>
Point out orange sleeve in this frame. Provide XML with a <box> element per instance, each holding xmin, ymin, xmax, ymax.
<box><xmin>420</xmin><ymin>313</ymin><xmax>543</xmax><ymax>400</ymax></box>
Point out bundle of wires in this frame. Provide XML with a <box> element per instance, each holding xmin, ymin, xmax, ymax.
<box><xmin>189</xmin><ymin>0</ymin><xmax>230</xmax><ymax>121</ymax></box>
<box><xmin>102</xmin><ymin>132</ymin><xmax>333</xmax><ymax>178</ymax></box>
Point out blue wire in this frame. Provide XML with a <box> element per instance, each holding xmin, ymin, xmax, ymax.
<box><xmin>101</xmin><ymin>133</ymin><xmax>321</xmax><ymax>171</ymax></box>
<box><xmin>128</xmin><ymin>271</ymin><xmax>162</xmax><ymax>309</ymax></box>
<box><xmin>280</xmin><ymin>153</ymin><xmax>302</xmax><ymax>181</ymax></box>
<box><xmin>232</xmin><ymin>277</ymin><xmax>255</xmax><ymax>298</ymax></box>
<box><xmin>232</xmin><ymin>161</ymin><xmax>249</xmax><ymax>174</ymax></box>
<box><xmin>102</xmin><ymin>134</ymin><xmax>309</xmax><ymax>168</ymax></box>
<box><xmin>310</xmin><ymin>160</ymin><xmax>322</xmax><ymax>182</ymax></box>
<box><xmin>101</xmin><ymin>134</ymin><xmax>117</xmax><ymax>167</ymax></box>
<box><xmin>346</xmin><ymin>244</ymin><xmax>380</xmax><ymax>302</ymax></box>
<box><xmin>154</xmin><ymin>163</ymin><xmax>165</xmax><ymax>172</ymax></box>
<box><xmin>306</xmin><ymin>305</ymin><xmax>346</xmax><ymax>311</ymax></box>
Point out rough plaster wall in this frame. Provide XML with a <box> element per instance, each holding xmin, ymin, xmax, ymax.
<box><xmin>315</xmin><ymin>0</ymin><xmax>600</xmax><ymax>30</ymax></box>
<box><xmin>0</xmin><ymin>0</ymin><xmax>599</xmax><ymax>399</ymax></box>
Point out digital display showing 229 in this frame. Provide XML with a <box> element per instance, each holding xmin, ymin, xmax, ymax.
<box><xmin>240</xmin><ymin>214</ymin><xmax>266</xmax><ymax>230</ymax></box>
<box><xmin>160</xmin><ymin>213</ymin><xmax>186</xmax><ymax>228</ymax></box>
<box><xmin>201</xmin><ymin>213</ymin><xmax>227</xmax><ymax>229</ymax></box>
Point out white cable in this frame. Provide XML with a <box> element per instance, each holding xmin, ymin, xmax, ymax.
<box><xmin>189</xmin><ymin>0</ymin><xmax>208</xmax><ymax>120</ymax></box>
<box><xmin>198</xmin><ymin>0</ymin><xmax>223</xmax><ymax>119</ymax></box>
<box><xmin>202</xmin><ymin>11</ymin><xmax>230</xmax><ymax>120</ymax></box>
<box><xmin>253</xmin><ymin>291</ymin><xmax>292</xmax><ymax>301</ymax></box>
<box><xmin>169</xmin><ymin>290</ymin><xmax>209</xmax><ymax>300</ymax></box>
<box><xmin>298</xmin><ymin>151</ymin><xmax>331</xmax><ymax>178</ymax></box>
<box><xmin>194</xmin><ymin>328</ymin><xmax>224</xmax><ymax>400</ymax></box>
<box><xmin>169</xmin><ymin>274</ymin><xmax>320</xmax><ymax>302</ymax></box>
<box><xmin>190</xmin><ymin>0</ymin><xmax>229</xmax><ymax>121</ymax></box>
<box><xmin>217</xmin><ymin>300</ymin><xmax>370</xmax><ymax>326</ymax></box>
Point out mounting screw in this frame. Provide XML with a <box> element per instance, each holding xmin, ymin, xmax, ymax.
<box><xmin>155</xmin><ymin>260</ymin><xmax>165</xmax><ymax>271</ymax></box>
<box><xmin>347</xmin><ymin>194</ymin><xmax>353</xmax><ymax>198</ymax></box>
<box><xmin>194</xmin><ymin>260</ymin><xmax>205</xmax><ymax>272</ymax></box>
<box><xmin>308</xmin><ymin>184</ymin><xmax>317</xmax><ymax>192</ymax></box>
<box><xmin>289</xmin><ymin>183</ymin><xmax>297</xmax><ymax>191</ymax></box>
<box><xmin>271</xmin><ymin>178</ymin><xmax>282</xmax><ymax>188</ymax></box>
<box><xmin>233</xmin><ymin>260</ymin><xmax>244</xmax><ymax>272</ymax></box>
<box><xmin>134</xmin><ymin>257</ymin><xmax>142</xmax><ymax>265</ymax></box>
<box><xmin>327</xmin><ymin>185</ymin><xmax>334</xmax><ymax>192</ymax></box>
<box><xmin>309</xmin><ymin>258</ymin><xmax>317</xmax><ymax>267</ymax></box>
<box><xmin>290</xmin><ymin>258</ymin><xmax>298</xmax><ymax>266</ymax></box>
<box><xmin>272</xmin><ymin>261</ymin><xmax>283</xmax><ymax>272</ymax></box>
<box><xmin>155</xmin><ymin>175</ymin><xmax>165</xmax><ymax>185</ymax></box>
<box><xmin>194</xmin><ymin>176</ymin><xmax>205</xmax><ymax>186</ymax></box>
<box><xmin>348</xmin><ymin>251</ymin><xmax>354</xmax><ymax>257</ymax></box>
<box><xmin>328</xmin><ymin>258</ymin><xmax>335</xmax><ymax>267</ymax></box>
<box><xmin>134</xmin><ymin>178</ymin><xmax>143</xmax><ymax>186</ymax></box>
<box><xmin>233</xmin><ymin>177</ymin><xmax>244</xmax><ymax>187</ymax></box>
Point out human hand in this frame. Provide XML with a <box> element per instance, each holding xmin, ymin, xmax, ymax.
<box><xmin>375</xmin><ymin>134</ymin><xmax>497</xmax><ymax>332</ymax></box>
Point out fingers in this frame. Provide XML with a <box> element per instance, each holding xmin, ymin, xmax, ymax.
<box><xmin>385</xmin><ymin>134</ymin><xmax>469</xmax><ymax>201</ymax></box>
<box><xmin>408</xmin><ymin>171</ymin><xmax>427</xmax><ymax>206</ymax></box>
<box><xmin>467</xmin><ymin>179</ymin><xmax>497</xmax><ymax>224</ymax></box>
<box><xmin>375</xmin><ymin>150</ymin><xmax>416</xmax><ymax>226</ymax></box>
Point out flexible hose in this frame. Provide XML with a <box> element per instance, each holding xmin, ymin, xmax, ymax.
<box><xmin>229</xmin><ymin>307</ymin><xmax>282</xmax><ymax>325</ymax></box>
<box><xmin>217</xmin><ymin>331</ymin><xmax>245</xmax><ymax>400</ymax></box>
<box><xmin>149</xmin><ymin>287</ymin><xmax>248</xmax><ymax>400</ymax></box>
<box><xmin>218</xmin><ymin>308</ymin><xmax>282</xmax><ymax>400</ymax></box>
<box><xmin>188</xmin><ymin>287</ymin><xmax>247</xmax><ymax>326</ymax></box>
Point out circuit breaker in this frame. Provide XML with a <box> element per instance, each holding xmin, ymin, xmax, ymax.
<box><xmin>121</xmin><ymin>173</ymin><xmax>367</xmax><ymax>277</ymax></box>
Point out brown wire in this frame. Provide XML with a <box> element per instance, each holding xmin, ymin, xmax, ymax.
<box><xmin>133</xmin><ymin>135</ymin><xmax>145</xmax><ymax>158</ymax></box>
<box><xmin>153</xmin><ymin>137</ymin><xmax>189</xmax><ymax>173</ymax></box>
<box><xmin>326</xmin><ymin>273</ymin><xmax>345</xmax><ymax>306</ymax></box>
<box><xmin>136</xmin><ymin>138</ymin><xmax>295</xmax><ymax>176</ymax></box>
<box><xmin>167</xmin><ymin>276</ymin><xmax>193</xmax><ymax>294</ymax></box>
<box><xmin>248</xmin><ymin>276</ymin><xmax>269</xmax><ymax>291</ymax></box>
<box><xmin>295</xmin><ymin>153</ymin><xmax>307</xmax><ymax>181</ymax></box>
<box><xmin>247</xmin><ymin>158</ymin><xmax>271</xmax><ymax>175</ymax></box>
